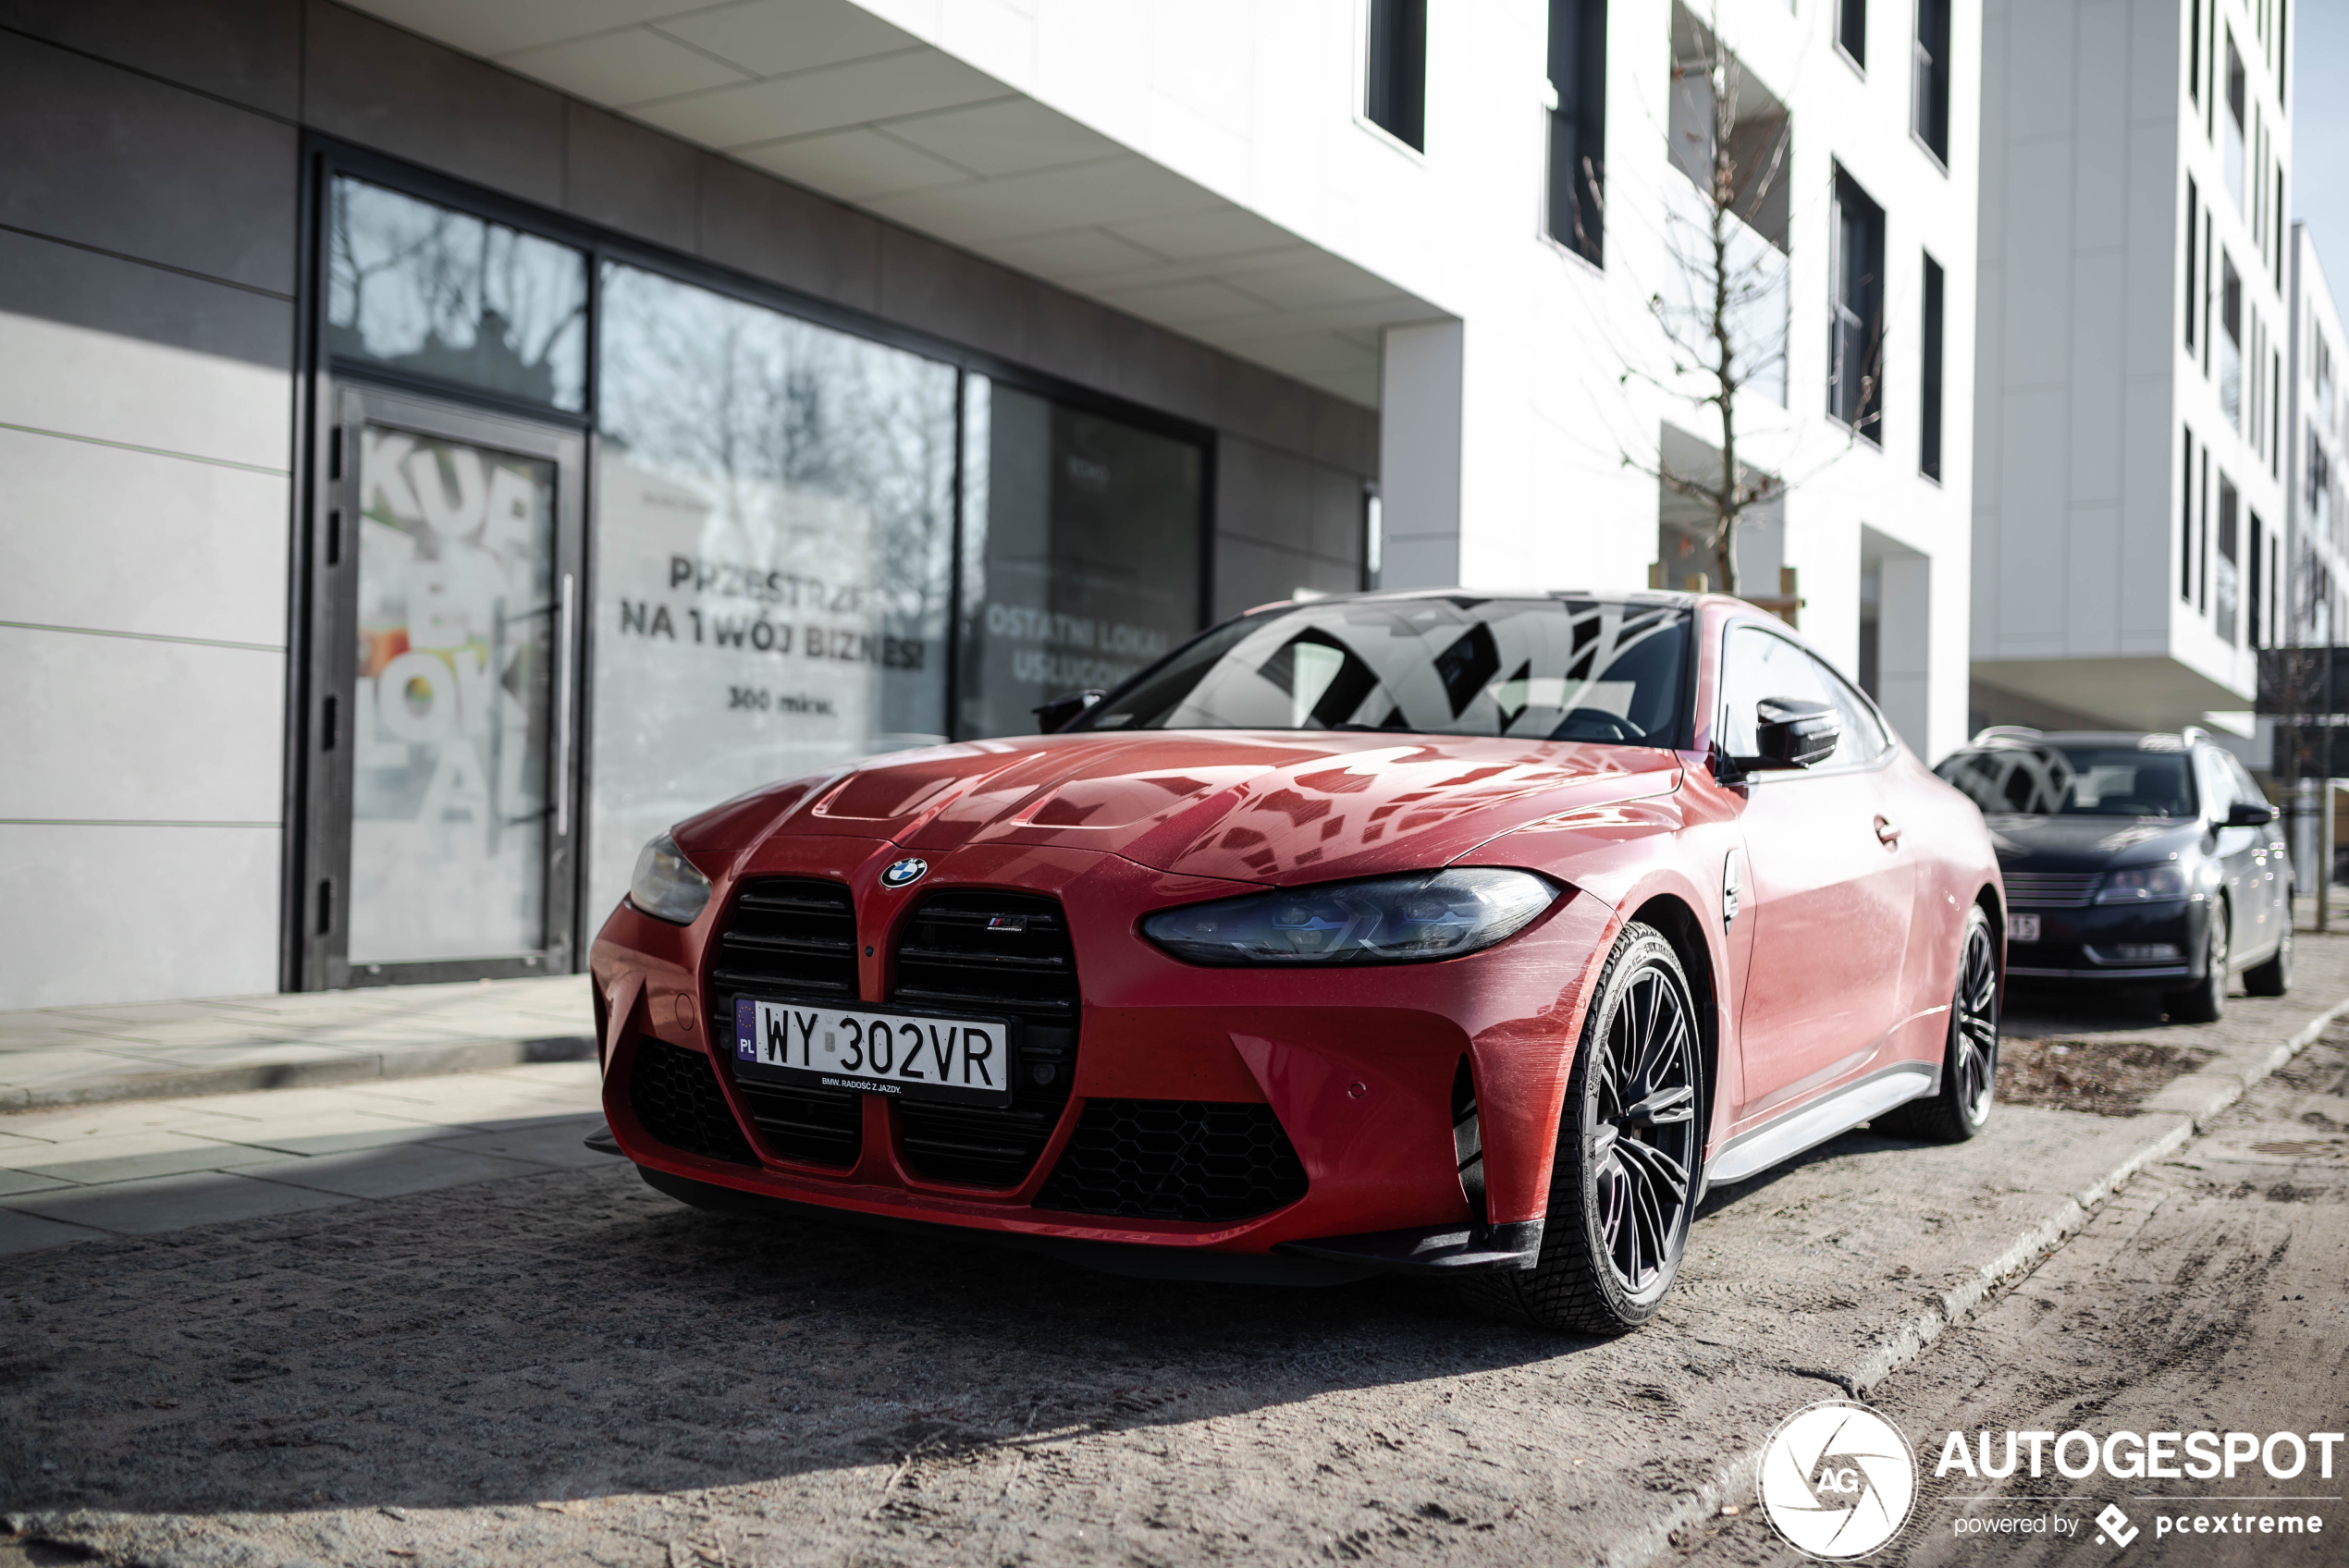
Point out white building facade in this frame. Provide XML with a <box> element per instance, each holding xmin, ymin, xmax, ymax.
<box><xmin>2285</xmin><ymin>222</ymin><xmax>2347</xmax><ymax>647</ymax></box>
<box><xmin>1971</xmin><ymin>0</ymin><xmax>2294</xmax><ymax>736</ymax></box>
<box><xmin>0</xmin><ymin>0</ymin><xmax>1978</xmax><ymax>1009</ymax></box>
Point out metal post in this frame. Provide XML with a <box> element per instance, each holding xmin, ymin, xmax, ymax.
<box><xmin>2311</xmin><ymin>778</ymin><xmax>2330</xmax><ymax>938</ymax></box>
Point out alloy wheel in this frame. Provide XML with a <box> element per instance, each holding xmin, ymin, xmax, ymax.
<box><xmin>1952</xmin><ymin>917</ymin><xmax>1999</xmax><ymax>1120</ymax></box>
<box><xmin>1587</xmin><ymin>962</ymin><xmax>1701</xmax><ymax>1293</ymax></box>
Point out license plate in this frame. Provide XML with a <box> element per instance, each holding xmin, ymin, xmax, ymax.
<box><xmin>2010</xmin><ymin>913</ymin><xmax>2042</xmax><ymax>942</ymax></box>
<box><xmin>732</xmin><ymin>998</ymin><xmax>1014</xmax><ymax>1108</ymax></box>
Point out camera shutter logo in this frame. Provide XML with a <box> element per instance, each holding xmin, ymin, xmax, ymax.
<box><xmin>1758</xmin><ymin>1401</ymin><xmax>1918</xmax><ymax>1559</ymax></box>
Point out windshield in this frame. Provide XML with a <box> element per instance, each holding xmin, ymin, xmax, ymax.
<box><xmin>1072</xmin><ymin>596</ymin><xmax>1691</xmax><ymax>744</ymax></box>
<box><xmin>1935</xmin><ymin>743</ymin><xmax>2198</xmax><ymax>818</ymax></box>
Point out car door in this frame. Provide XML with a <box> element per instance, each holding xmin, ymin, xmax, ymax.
<box><xmin>2224</xmin><ymin>752</ymin><xmax>2287</xmax><ymax>957</ymax></box>
<box><xmin>2197</xmin><ymin>747</ymin><xmax>2263</xmax><ymax>962</ymax></box>
<box><xmin>1718</xmin><ymin>623</ymin><xmax>1915</xmax><ymax>1122</ymax></box>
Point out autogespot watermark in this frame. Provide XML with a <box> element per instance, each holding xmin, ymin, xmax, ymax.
<box><xmin>1754</xmin><ymin>1404</ymin><xmax>2343</xmax><ymax>1558</ymax></box>
<box><xmin>1759</xmin><ymin>1401</ymin><xmax>1919</xmax><ymax>1560</ymax></box>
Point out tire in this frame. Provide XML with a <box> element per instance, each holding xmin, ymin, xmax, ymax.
<box><xmin>1876</xmin><ymin>904</ymin><xmax>1999</xmax><ymax>1143</ymax></box>
<box><xmin>2164</xmin><ymin>900</ymin><xmax>2230</xmax><ymax>1023</ymax></box>
<box><xmin>2244</xmin><ymin>896</ymin><xmax>2293</xmax><ymax>997</ymax></box>
<box><xmin>1459</xmin><ymin>922</ymin><xmax>1703</xmax><ymax>1336</ymax></box>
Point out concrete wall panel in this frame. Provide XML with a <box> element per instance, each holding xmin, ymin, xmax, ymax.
<box><xmin>0</xmin><ymin>30</ymin><xmax>296</xmax><ymax>293</ymax></box>
<box><xmin>303</xmin><ymin>0</ymin><xmax>565</xmax><ymax>209</ymax></box>
<box><xmin>0</xmin><ymin>0</ymin><xmax>302</xmax><ymax>116</ymax></box>
<box><xmin>0</xmin><ymin>427</ymin><xmax>289</xmax><ymax>647</ymax></box>
<box><xmin>0</xmin><ymin>824</ymin><xmax>281</xmax><ymax>1006</ymax></box>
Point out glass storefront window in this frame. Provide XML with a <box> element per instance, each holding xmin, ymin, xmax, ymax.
<box><xmin>326</xmin><ymin>177</ymin><xmax>588</xmax><ymax>410</ymax></box>
<box><xmin>587</xmin><ymin>262</ymin><xmax>956</xmax><ymax>920</ymax></box>
<box><xmin>956</xmin><ymin>378</ymin><xmax>1206</xmax><ymax>739</ymax></box>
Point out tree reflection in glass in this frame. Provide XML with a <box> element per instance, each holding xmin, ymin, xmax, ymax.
<box><xmin>587</xmin><ymin>262</ymin><xmax>955</xmax><ymax>922</ymax></box>
<box><xmin>326</xmin><ymin>177</ymin><xmax>587</xmax><ymax>410</ymax></box>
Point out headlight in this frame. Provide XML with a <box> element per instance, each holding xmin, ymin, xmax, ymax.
<box><xmin>630</xmin><ymin>830</ymin><xmax>712</xmax><ymax>925</ymax></box>
<box><xmin>2093</xmin><ymin>863</ymin><xmax>2189</xmax><ymax>903</ymax></box>
<box><xmin>1141</xmin><ymin>868</ymin><xmax>1559</xmax><ymax>966</ymax></box>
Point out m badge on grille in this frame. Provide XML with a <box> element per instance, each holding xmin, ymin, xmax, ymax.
<box><xmin>880</xmin><ymin>857</ymin><xmax>929</xmax><ymax>888</ymax></box>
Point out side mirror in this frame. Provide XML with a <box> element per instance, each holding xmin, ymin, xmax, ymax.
<box><xmin>1031</xmin><ymin>689</ymin><xmax>1106</xmax><ymax>733</ymax></box>
<box><xmin>2224</xmin><ymin>801</ymin><xmax>2281</xmax><ymax>827</ymax></box>
<box><xmin>1753</xmin><ymin>697</ymin><xmax>1839</xmax><ymax>768</ymax></box>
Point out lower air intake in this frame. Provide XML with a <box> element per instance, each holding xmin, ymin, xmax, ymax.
<box><xmin>627</xmin><ymin>1038</ymin><xmax>756</xmax><ymax>1166</ymax></box>
<box><xmin>1034</xmin><ymin>1099</ymin><xmax>1308</xmax><ymax>1222</ymax></box>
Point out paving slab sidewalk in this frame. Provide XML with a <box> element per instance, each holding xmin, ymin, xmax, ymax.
<box><xmin>0</xmin><ymin>1061</ymin><xmax>607</xmax><ymax>1255</ymax></box>
<box><xmin>0</xmin><ymin>974</ymin><xmax>596</xmax><ymax>1110</ymax></box>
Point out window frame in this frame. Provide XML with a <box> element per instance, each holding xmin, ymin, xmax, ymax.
<box><xmin>289</xmin><ymin>137</ymin><xmax>1223</xmax><ymax>987</ymax></box>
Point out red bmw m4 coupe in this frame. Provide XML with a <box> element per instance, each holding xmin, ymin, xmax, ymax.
<box><xmin>590</xmin><ymin>591</ymin><xmax>2004</xmax><ymax>1333</ymax></box>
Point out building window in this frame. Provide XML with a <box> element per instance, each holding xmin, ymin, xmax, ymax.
<box><xmin>2189</xmin><ymin>443</ymin><xmax>2208</xmax><ymax>615</ymax></box>
<box><xmin>2250</xmin><ymin>513</ymin><xmax>2265</xmax><ymax>648</ymax></box>
<box><xmin>1546</xmin><ymin>0</ymin><xmax>1608</xmax><ymax>265</ymax></box>
<box><xmin>1828</xmin><ymin>166</ymin><xmax>1886</xmax><ymax>442</ymax></box>
<box><xmin>1839</xmin><ymin>0</ymin><xmax>1867</xmax><ymax>68</ymax></box>
<box><xmin>326</xmin><ymin>177</ymin><xmax>588</xmax><ymax>411</ymax></box>
<box><xmin>2181</xmin><ymin>428</ymin><xmax>2196</xmax><ymax>603</ymax></box>
<box><xmin>2217</xmin><ymin>474</ymin><xmax>2240</xmax><ymax>643</ymax></box>
<box><xmin>2220</xmin><ymin>252</ymin><xmax>2243</xmax><ymax>427</ymax></box>
<box><xmin>2184</xmin><ymin>178</ymin><xmax>2199</xmax><ymax>350</ymax></box>
<box><xmin>955</xmin><ymin>378</ymin><xmax>1207</xmax><ymax>741</ymax></box>
<box><xmin>588</xmin><ymin>262</ymin><xmax>960</xmax><ymax>920</ymax></box>
<box><xmin>1364</xmin><ymin>0</ymin><xmax>1428</xmax><ymax>151</ymax></box>
<box><xmin>1919</xmin><ymin>252</ymin><xmax>1944</xmax><ymax>480</ymax></box>
<box><xmin>2189</xmin><ymin>0</ymin><xmax>2202</xmax><ymax>108</ymax></box>
<box><xmin>1912</xmin><ymin>0</ymin><xmax>1950</xmax><ymax>163</ymax></box>
<box><xmin>2224</xmin><ymin>31</ymin><xmax>2246</xmax><ymax>210</ymax></box>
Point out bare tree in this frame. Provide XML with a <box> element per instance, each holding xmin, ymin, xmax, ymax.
<box><xmin>1630</xmin><ymin>9</ymin><xmax>1880</xmax><ymax>602</ymax></box>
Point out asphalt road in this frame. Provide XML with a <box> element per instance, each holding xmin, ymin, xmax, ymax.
<box><xmin>4</xmin><ymin>949</ymin><xmax>2346</xmax><ymax>1568</ymax></box>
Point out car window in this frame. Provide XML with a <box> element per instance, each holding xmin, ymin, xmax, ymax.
<box><xmin>2196</xmin><ymin>749</ymin><xmax>2239</xmax><ymax>821</ymax></box>
<box><xmin>1716</xmin><ymin>624</ymin><xmax>1887</xmax><ymax>768</ymax></box>
<box><xmin>2225</xmin><ymin>753</ymin><xmax>2269</xmax><ymax>808</ymax></box>
<box><xmin>1937</xmin><ymin>742</ymin><xmax>2198</xmax><ymax>816</ymax></box>
<box><xmin>1075</xmin><ymin>597</ymin><xmax>1691</xmax><ymax>745</ymax></box>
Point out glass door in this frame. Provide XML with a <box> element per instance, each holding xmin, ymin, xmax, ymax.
<box><xmin>300</xmin><ymin>386</ymin><xmax>584</xmax><ymax>987</ymax></box>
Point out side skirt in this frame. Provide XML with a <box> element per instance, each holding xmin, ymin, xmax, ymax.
<box><xmin>1705</xmin><ymin>1060</ymin><xmax>1937</xmax><ymax>1186</ymax></box>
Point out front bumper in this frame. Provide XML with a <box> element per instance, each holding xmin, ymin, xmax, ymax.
<box><xmin>2006</xmin><ymin>898</ymin><xmax>2204</xmax><ymax>982</ymax></box>
<box><xmin>590</xmin><ymin>836</ymin><xmax>1620</xmax><ymax>1273</ymax></box>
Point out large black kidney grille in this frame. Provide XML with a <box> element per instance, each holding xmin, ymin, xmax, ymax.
<box><xmin>708</xmin><ymin>877</ymin><xmax>863</xmax><ymax>1166</ymax></box>
<box><xmin>888</xmin><ymin>889</ymin><xmax>1079</xmax><ymax>1187</ymax></box>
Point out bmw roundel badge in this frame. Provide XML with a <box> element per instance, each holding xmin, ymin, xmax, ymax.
<box><xmin>880</xmin><ymin>857</ymin><xmax>929</xmax><ymax>889</ymax></box>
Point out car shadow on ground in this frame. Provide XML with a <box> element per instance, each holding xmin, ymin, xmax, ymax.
<box><xmin>0</xmin><ymin>1150</ymin><xmax>1624</xmax><ymax>1519</ymax></box>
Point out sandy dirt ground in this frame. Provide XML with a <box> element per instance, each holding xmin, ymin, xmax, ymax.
<box><xmin>1675</xmin><ymin>1029</ymin><xmax>2349</xmax><ymax>1567</ymax></box>
<box><xmin>4</xmin><ymin>949</ymin><xmax>2345</xmax><ymax>1568</ymax></box>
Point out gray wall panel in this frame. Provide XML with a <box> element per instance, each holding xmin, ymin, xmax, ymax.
<box><xmin>695</xmin><ymin>153</ymin><xmax>883</xmax><ymax>316</ymax></box>
<box><xmin>0</xmin><ymin>30</ymin><xmax>296</xmax><ymax>293</ymax></box>
<box><xmin>0</xmin><ymin>0</ymin><xmax>301</xmax><ymax>116</ymax></box>
<box><xmin>564</xmin><ymin>101</ymin><xmax>698</xmax><ymax>251</ymax></box>
<box><xmin>0</xmin><ymin>225</ymin><xmax>292</xmax><ymax>374</ymax></box>
<box><xmin>301</xmin><ymin>0</ymin><xmax>564</xmax><ymax>209</ymax></box>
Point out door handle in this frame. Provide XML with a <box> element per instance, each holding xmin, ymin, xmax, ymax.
<box><xmin>1874</xmin><ymin>815</ymin><xmax>1902</xmax><ymax>847</ymax></box>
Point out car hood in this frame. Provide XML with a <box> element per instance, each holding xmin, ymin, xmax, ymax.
<box><xmin>690</xmin><ymin>730</ymin><xmax>1685</xmax><ymax>886</ymax></box>
<box><xmin>1984</xmin><ymin>813</ymin><xmax>2204</xmax><ymax>870</ymax></box>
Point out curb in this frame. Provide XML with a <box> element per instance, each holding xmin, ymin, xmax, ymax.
<box><xmin>1604</xmin><ymin>993</ymin><xmax>2349</xmax><ymax>1568</ymax></box>
<box><xmin>0</xmin><ymin>1035</ymin><xmax>597</xmax><ymax>1113</ymax></box>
